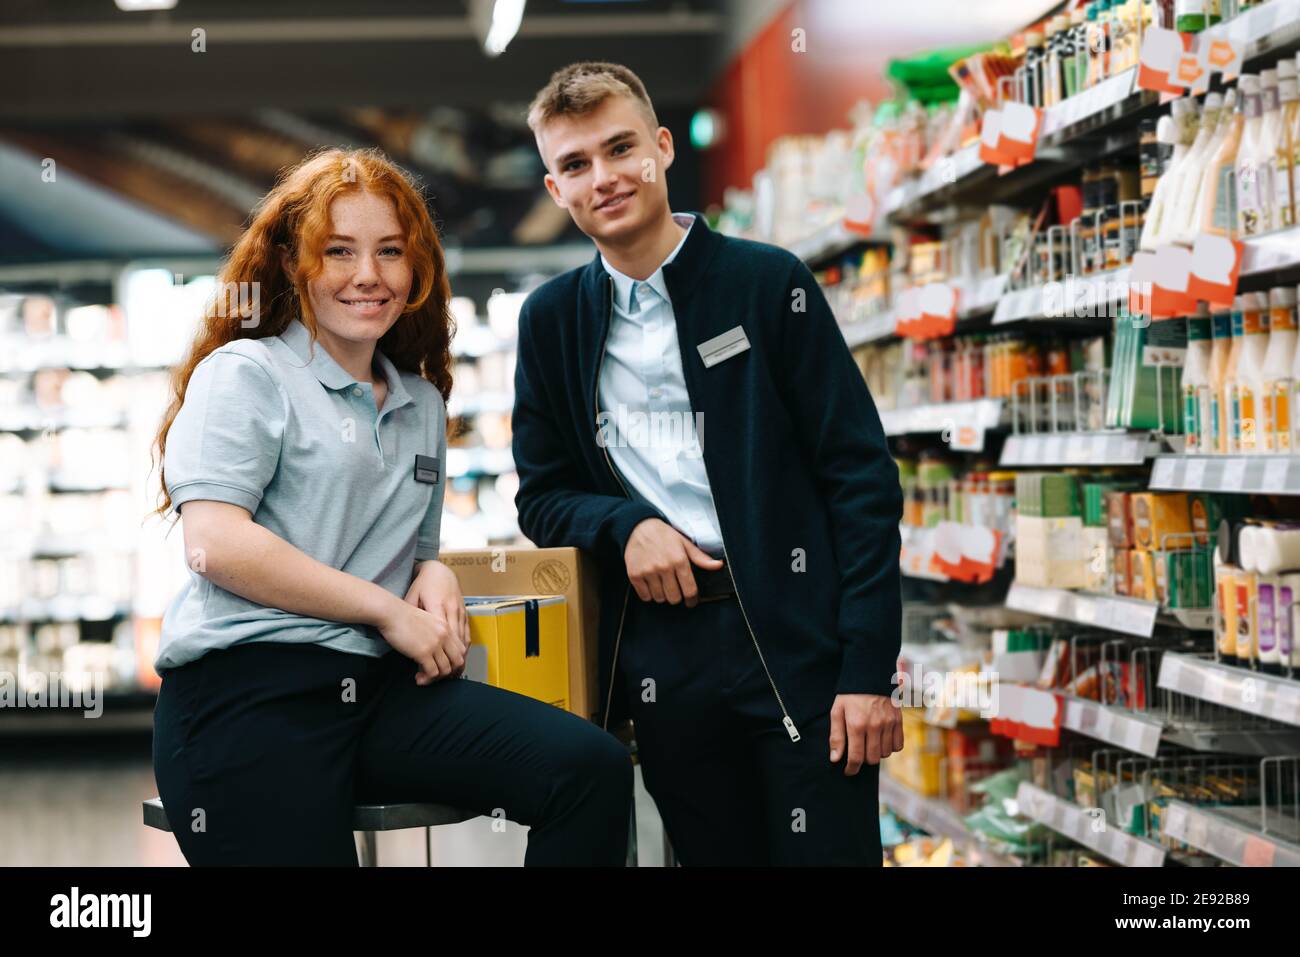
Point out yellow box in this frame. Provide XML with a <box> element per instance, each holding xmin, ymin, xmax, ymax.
<box><xmin>1130</xmin><ymin>492</ymin><xmax>1191</xmax><ymax>552</ymax></box>
<box><xmin>441</xmin><ymin>548</ymin><xmax>599</xmax><ymax>720</ymax></box>
<box><xmin>465</xmin><ymin>596</ymin><xmax>569</xmax><ymax>712</ymax></box>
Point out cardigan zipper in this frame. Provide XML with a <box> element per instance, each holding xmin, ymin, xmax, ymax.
<box><xmin>597</xmin><ymin>277</ymin><xmax>633</xmax><ymax>733</ymax></box>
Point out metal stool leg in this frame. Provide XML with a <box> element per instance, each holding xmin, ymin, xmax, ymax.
<box><xmin>359</xmin><ymin>831</ymin><xmax>379</xmax><ymax>867</ymax></box>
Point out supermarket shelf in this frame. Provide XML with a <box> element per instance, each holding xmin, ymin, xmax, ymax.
<box><xmin>1161</xmin><ymin>799</ymin><xmax>1300</xmax><ymax>867</ymax></box>
<box><xmin>1060</xmin><ymin>695</ymin><xmax>1164</xmax><ymax>758</ymax></box>
<box><xmin>1159</xmin><ymin>652</ymin><xmax>1300</xmax><ymax>728</ymax></box>
<box><xmin>0</xmin><ymin>690</ymin><xmax>159</xmax><ymax>737</ymax></box>
<box><xmin>1000</xmin><ymin>431</ymin><xmax>1157</xmax><ymax>467</ymax></box>
<box><xmin>789</xmin><ymin>219</ymin><xmax>878</xmax><ymax>266</ymax></box>
<box><xmin>839</xmin><ymin>310</ymin><xmax>895</xmax><ymax>350</ymax></box>
<box><xmin>886</xmin><ymin>71</ymin><xmax>1148</xmax><ymax>223</ymax></box>
<box><xmin>884</xmin><ymin>1</ymin><xmax>1300</xmax><ymax>225</ymax></box>
<box><xmin>1150</xmin><ymin>454</ymin><xmax>1300</xmax><ymax>495</ymax></box>
<box><xmin>1015</xmin><ymin>781</ymin><xmax>1167</xmax><ymax>866</ymax></box>
<box><xmin>879</xmin><ymin>398</ymin><xmax>1004</xmax><ymax>438</ymax></box>
<box><xmin>1241</xmin><ymin>225</ymin><xmax>1300</xmax><ymax>279</ymax></box>
<box><xmin>447</xmin><ymin>391</ymin><xmax>514</xmax><ymax>417</ymax></box>
<box><xmin>0</xmin><ymin>597</ymin><xmax>132</xmax><ymax>623</ymax></box>
<box><xmin>445</xmin><ymin>446</ymin><xmax>514</xmax><ymax>478</ymax></box>
<box><xmin>1159</xmin><ymin>724</ymin><xmax>1300</xmax><ymax>755</ymax></box>
<box><xmin>879</xmin><ymin>774</ymin><xmax>1024</xmax><ymax>867</ymax></box>
<box><xmin>1005</xmin><ymin>582</ymin><xmax>1159</xmax><ymax>638</ymax></box>
<box><xmin>0</xmin><ymin>407</ymin><xmax>128</xmax><ymax>432</ymax></box>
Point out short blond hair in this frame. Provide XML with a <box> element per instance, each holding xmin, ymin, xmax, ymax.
<box><xmin>527</xmin><ymin>61</ymin><xmax>660</xmax><ymax>144</ymax></box>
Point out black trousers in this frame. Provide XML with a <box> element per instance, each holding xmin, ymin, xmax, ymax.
<box><xmin>620</xmin><ymin>595</ymin><xmax>882</xmax><ymax>866</ymax></box>
<box><xmin>152</xmin><ymin>641</ymin><xmax>633</xmax><ymax>866</ymax></box>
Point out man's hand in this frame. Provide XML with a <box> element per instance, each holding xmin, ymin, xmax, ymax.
<box><xmin>829</xmin><ymin>693</ymin><xmax>904</xmax><ymax>775</ymax></box>
<box><xmin>624</xmin><ymin>518</ymin><xmax>723</xmax><ymax>607</ymax></box>
<box><xmin>401</xmin><ymin>560</ymin><xmax>472</xmax><ymax>684</ymax></box>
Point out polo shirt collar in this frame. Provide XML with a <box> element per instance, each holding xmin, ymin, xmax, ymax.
<box><xmin>600</xmin><ymin>212</ymin><xmax>695</xmax><ymax>312</ymax></box>
<box><xmin>280</xmin><ymin>317</ymin><xmax>413</xmax><ymax>411</ymax></box>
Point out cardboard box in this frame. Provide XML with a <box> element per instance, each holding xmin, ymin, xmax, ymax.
<box><xmin>440</xmin><ymin>547</ymin><xmax>600</xmax><ymax>721</ymax></box>
<box><xmin>1015</xmin><ymin>515</ymin><xmax>1086</xmax><ymax>589</ymax></box>
<box><xmin>465</xmin><ymin>596</ymin><xmax>568</xmax><ymax>711</ymax></box>
<box><xmin>1130</xmin><ymin>492</ymin><xmax>1191</xmax><ymax>551</ymax></box>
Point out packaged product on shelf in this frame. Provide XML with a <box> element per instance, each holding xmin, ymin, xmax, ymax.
<box><xmin>1236</xmin><ymin>71</ymin><xmax>1274</xmax><ymax>236</ymax></box>
<box><xmin>1131</xmin><ymin>492</ymin><xmax>1192</xmax><ymax>551</ymax></box>
<box><xmin>1232</xmin><ymin>293</ymin><xmax>1270</xmax><ymax>451</ymax></box>
<box><xmin>1182</xmin><ymin>309</ymin><xmax>1212</xmax><ymax>452</ymax></box>
<box><xmin>1203</xmin><ymin>77</ymin><xmax>1248</xmax><ymax>238</ymax></box>
<box><xmin>1181</xmin><ymin>87</ymin><xmax>1237</xmax><ymax>244</ymax></box>
<box><xmin>1154</xmin><ymin>92</ymin><xmax>1222</xmax><ymax>247</ymax></box>
<box><xmin>1280</xmin><ymin>60</ymin><xmax>1299</xmax><ymax>228</ymax></box>
<box><xmin>1263</xmin><ymin>286</ymin><xmax>1297</xmax><ymax>451</ymax></box>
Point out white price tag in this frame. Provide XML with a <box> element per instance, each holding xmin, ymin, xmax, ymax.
<box><xmin>1065</xmin><ymin>698</ymin><xmax>1084</xmax><ymax>729</ymax></box>
<box><xmin>1151</xmin><ymin>457</ymin><xmax>1176</xmax><ymax>487</ymax></box>
<box><xmin>1044</xmin><ymin>435</ymin><xmax>1065</xmax><ymax>463</ymax></box>
<box><xmin>1272</xmin><ymin>690</ymin><xmax>1300</xmax><ymax>727</ymax></box>
<box><xmin>1262</xmin><ymin>458</ymin><xmax>1290</xmax><ymax>493</ymax></box>
<box><xmin>1223</xmin><ymin>457</ymin><xmax>1247</xmax><ymax>490</ymax></box>
<box><xmin>1122</xmin><ymin>437</ymin><xmax>1144</xmax><ymax>462</ymax></box>
<box><xmin>1067</xmin><ymin>435</ymin><xmax>1089</xmax><ymax>463</ymax></box>
<box><xmin>1204</xmin><ymin>672</ymin><xmax>1229</xmax><ymax>704</ymax></box>
<box><xmin>1163</xmin><ymin>802</ymin><xmax>1188</xmax><ymax>839</ymax></box>
<box><xmin>1185</xmin><ymin>457</ymin><xmax>1208</xmax><ymax>489</ymax></box>
<box><xmin>1094</xmin><ymin>707</ymin><xmax>1115</xmax><ymax>742</ymax></box>
<box><xmin>1090</xmin><ymin>435</ymin><xmax>1110</xmax><ymax>461</ymax></box>
<box><xmin>1002</xmin><ymin>436</ymin><xmax>1022</xmax><ymax>464</ymax></box>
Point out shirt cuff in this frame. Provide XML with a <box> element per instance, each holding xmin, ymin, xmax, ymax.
<box><xmin>414</xmin><ymin>541</ymin><xmax>439</xmax><ymax>561</ymax></box>
<box><xmin>169</xmin><ymin>480</ymin><xmax>262</xmax><ymax>516</ymax></box>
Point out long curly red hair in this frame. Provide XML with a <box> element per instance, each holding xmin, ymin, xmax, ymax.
<box><xmin>151</xmin><ymin>147</ymin><xmax>455</xmax><ymax>520</ymax></box>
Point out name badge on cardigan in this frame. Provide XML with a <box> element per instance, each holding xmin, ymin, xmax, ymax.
<box><xmin>414</xmin><ymin>454</ymin><xmax>440</xmax><ymax>484</ymax></box>
<box><xmin>696</xmin><ymin>326</ymin><xmax>751</xmax><ymax>368</ymax></box>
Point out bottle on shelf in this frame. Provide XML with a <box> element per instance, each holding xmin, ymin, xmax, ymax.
<box><xmin>1234</xmin><ymin>292</ymin><xmax>1270</xmax><ymax>451</ymax></box>
<box><xmin>1207</xmin><ymin>303</ymin><xmax>1233</xmax><ymax>453</ymax></box>
<box><xmin>1175</xmin><ymin>0</ymin><xmax>1210</xmax><ymax>31</ymax></box>
<box><xmin>1141</xmin><ymin>99</ymin><xmax>1200</xmax><ymax>250</ymax></box>
<box><xmin>1275</xmin><ymin>60</ymin><xmax>1298</xmax><ymax>230</ymax></box>
<box><xmin>1223</xmin><ymin>298</ymin><xmax>1246</xmax><ymax>452</ymax></box>
<box><xmin>1236</xmin><ymin>70</ymin><xmax>1275</xmax><ymax>237</ymax></box>
<box><xmin>1179</xmin><ymin>88</ymin><xmax>1236</xmax><ymax>245</ymax></box>
<box><xmin>1182</xmin><ymin>308</ymin><xmax>1212</xmax><ymax>453</ymax></box>
<box><xmin>1023</xmin><ymin>29</ymin><xmax>1046</xmax><ymax>106</ymax></box>
<box><xmin>1198</xmin><ymin>80</ymin><xmax>1248</xmax><ymax>239</ymax></box>
<box><xmin>1263</xmin><ymin>285</ymin><xmax>1298</xmax><ymax>452</ymax></box>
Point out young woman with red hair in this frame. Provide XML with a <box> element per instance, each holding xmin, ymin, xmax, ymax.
<box><xmin>150</xmin><ymin>148</ymin><xmax>631</xmax><ymax>866</ymax></box>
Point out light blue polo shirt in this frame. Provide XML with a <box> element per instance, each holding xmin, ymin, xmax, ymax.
<box><xmin>155</xmin><ymin>316</ymin><xmax>447</xmax><ymax>672</ymax></box>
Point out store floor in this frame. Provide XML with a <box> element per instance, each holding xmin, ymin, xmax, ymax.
<box><xmin>0</xmin><ymin>736</ymin><xmax>668</xmax><ymax>867</ymax></box>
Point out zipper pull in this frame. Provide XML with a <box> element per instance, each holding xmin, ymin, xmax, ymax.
<box><xmin>782</xmin><ymin>715</ymin><xmax>801</xmax><ymax>743</ymax></box>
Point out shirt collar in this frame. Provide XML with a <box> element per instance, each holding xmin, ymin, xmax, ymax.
<box><xmin>600</xmin><ymin>212</ymin><xmax>695</xmax><ymax>312</ymax></box>
<box><xmin>279</xmin><ymin>317</ymin><xmax>413</xmax><ymax>411</ymax></box>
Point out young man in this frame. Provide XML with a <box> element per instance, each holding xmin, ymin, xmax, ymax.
<box><xmin>512</xmin><ymin>61</ymin><xmax>904</xmax><ymax>865</ymax></box>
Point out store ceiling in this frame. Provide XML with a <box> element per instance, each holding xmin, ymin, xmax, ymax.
<box><xmin>0</xmin><ymin>0</ymin><xmax>721</xmax><ymax>262</ymax></box>
<box><xmin>0</xmin><ymin>0</ymin><xmax>724</xmax><ymax>119</ymax></box>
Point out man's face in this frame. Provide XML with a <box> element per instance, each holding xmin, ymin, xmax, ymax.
<box><xmin>539</xmin><ymin>95</ymin><xmax>675</xmax><ymax>245</ymax></box>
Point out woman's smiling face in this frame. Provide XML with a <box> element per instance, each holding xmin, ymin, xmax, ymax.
<box><xmin>305</xmin><ymin>190</ymin><xmax>413</xmax><ymax>346</ymax></box>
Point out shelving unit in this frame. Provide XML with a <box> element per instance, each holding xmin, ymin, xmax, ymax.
<box><xmin>1161</xmin><ymin>799</ymin><xmax>1300</xmax><ymax>867</ymax></box>
<box><xmin>1015</xmin><ymin>781</ymin><xmax>1167</xmax><ymax>867</ymax></box>
<box><xmin>879</xmin><ymin>774</ymin><xmax>1024</xmax><ymax>866</ymax></box>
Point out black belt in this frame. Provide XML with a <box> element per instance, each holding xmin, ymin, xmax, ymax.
<box><xmin>693</xmin><ymin>560</ymin><xmax>736</xmax><ymax>603</ymax></box>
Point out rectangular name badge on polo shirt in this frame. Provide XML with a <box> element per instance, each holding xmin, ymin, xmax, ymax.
<box><xmin>696</xmin><ymin>326</ymin><xmax>751</xmax><ymax>368</ymax></box>
<box><xmin>414</xmin><ymin>454</ymin><xmax>440</xmax><ymax>484</ymax></box>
